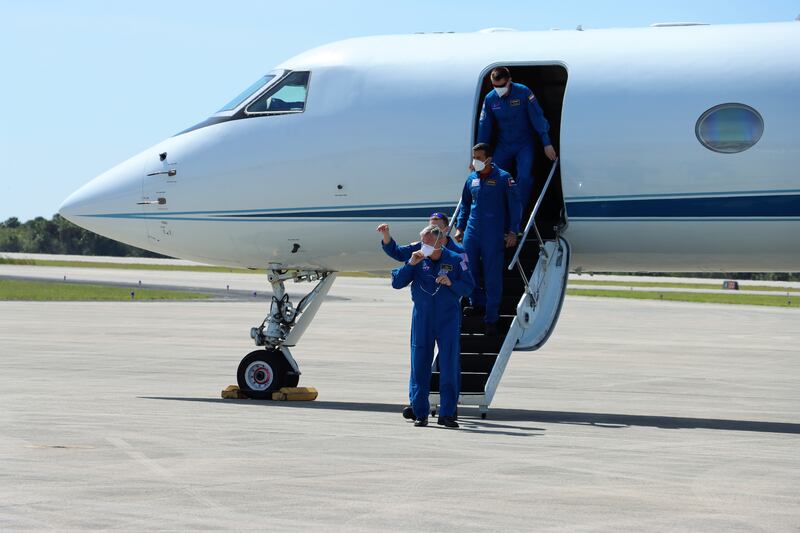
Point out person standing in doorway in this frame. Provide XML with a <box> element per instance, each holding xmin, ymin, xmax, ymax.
<box><xmin>477</xmin><ymin>66</ymin><xmax>557</xmax><ymax>209</ymax></box>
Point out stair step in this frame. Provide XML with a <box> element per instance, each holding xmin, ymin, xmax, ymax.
<box><xmin>460</xmin><ymin>315</ymin><xmax>513</xmax><ymax>334</ymax></box>
<box><xmin>460</xmin><ymin>333</ymin><xmax>506</xmax><ymax>354</ymax></box>
<box><xmin>431</xmin><ymin>371</ymin><xmax>489</xmax><ymax>394</ymax></box>
<box><xmin>460</xmin><ymin>353</ymin><xmax>498</xmax><ymax>373</ymax></box>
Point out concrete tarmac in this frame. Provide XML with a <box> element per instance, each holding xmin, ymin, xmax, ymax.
<box><xmin>1</xmin><ymin>274</ymin><xmax>799</xmax><ymax>531</ymax></box>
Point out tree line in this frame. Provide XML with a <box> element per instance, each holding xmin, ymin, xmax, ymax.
<box><xmin>1</xmin><ymin>214</ymin><xmax>798</xmax><ymax>281</ymax></box>
<box><xmin>0</xmin><ymin>215</ymin><xmax>163</xmax><ymax>257</ymax></box>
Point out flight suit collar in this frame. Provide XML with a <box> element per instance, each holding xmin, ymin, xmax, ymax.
<box><xmin>478</xmin><ymin>164</ymin><xmax>496</xmax><ymax>180</ymax></box>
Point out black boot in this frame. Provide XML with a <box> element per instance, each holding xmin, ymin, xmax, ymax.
<box><xmin>463</xmin><ymin>305</ymin><xmax>485</xmax><ymax>318</ymax></box>
<box><xmin>414</xmin><ymin>417</ymin><xmax>429</xmax><ymax>427</ymax></box>
<box><xmin>402</xmin><ymin>406</ymin><xmax>416</xmax><ymax>421</ymax></box>
<box><xmin>437</xmin><ymin>416</ymin><xmax>459</xmax><ymax>428</ymax></box>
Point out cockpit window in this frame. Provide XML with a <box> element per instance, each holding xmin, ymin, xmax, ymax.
<box><xmin>246</xmin><ymin>71</ymin><xmax>310</xmax><ymax>115</ymax></box>
<box><xmin>217</xmin><ymin>74</ymin><xmax>277</xmax><ymax>113</ymax></box>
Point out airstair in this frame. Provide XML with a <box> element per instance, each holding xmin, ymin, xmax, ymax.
<box><xmin>430</xmin><ymin>159</ymin><xmax>570</xmax><ymax>418</ymax></box>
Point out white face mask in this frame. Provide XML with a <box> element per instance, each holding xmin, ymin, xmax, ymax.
<box><xmin>494</xmin><ymin>84</ymin><xmax>509</xmax><ymax>97</ymax></box>
<box><xmin>419</xmin><ymin>230</ymin><xmax>442</xmax><ymax>257</ymax></box>
<box><xmin>472</xmin><ymin>158</ymin><xmax>487</xmax><ymax>172</ymax></box>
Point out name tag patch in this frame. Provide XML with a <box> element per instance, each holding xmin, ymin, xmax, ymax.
<box><xmin>486</xmin><ymin>179</ymin><xmax>496</xmax><ymax>186</ymax></box>
<box><xmin>439</xmin><ymin>264</ymin><xmax>453</xmax><ymax>274</ymax></box>
<box><xmin>510</xmin><ymin>99</ymin><xmax>520</xmax><ymax>106</ymax></box>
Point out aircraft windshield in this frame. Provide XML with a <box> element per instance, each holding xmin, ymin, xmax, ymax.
<box><xmin>217</xmin><ymin>74</ymin><xmax>277</xmax><ymax>112</ymax></box>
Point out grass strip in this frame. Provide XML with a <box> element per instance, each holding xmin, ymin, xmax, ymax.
<box><xmin>569</xmin><ymin>279</ymin><xmax>792</xmax><ymax>293</ymax></box>
<box><xmin>0</xmin><ymin>279</ymin><xmax>210</xmax><ymax>301</ymax></box>
<box><xmin>567</xmin><ymin>288</ymin><xmax>799</xmax><ymax>308</ymax></box>
<box><xmin>0</xmin><ymin>258</ymin><xmax>384</xmax><ymax>278</ymax></box>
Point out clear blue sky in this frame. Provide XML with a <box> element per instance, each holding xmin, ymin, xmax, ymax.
<box><xmin>1</xmin><ymin>0</ymin><xmax>798</xmax><ymax>222</ymax></box>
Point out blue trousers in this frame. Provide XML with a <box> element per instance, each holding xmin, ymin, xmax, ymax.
<box><xmin>493</xmin><ymin>142</ymin><xmax>535</xmax><ymax>211</ymax></box>
<box><xmin>409</xmin><ymin>304</ymin><xmax>460</xmax><ymax>419</ymax></box>
<box><xmin>462</xmin><ymin>231</ymin><xmax>504</xmax><ymax>324</ymax></box>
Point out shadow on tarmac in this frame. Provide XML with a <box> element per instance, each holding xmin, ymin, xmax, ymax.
<box><xmin>140</xmin><ymin>397</ymin><xmax>800</xmax><ymax>435</ymax></box>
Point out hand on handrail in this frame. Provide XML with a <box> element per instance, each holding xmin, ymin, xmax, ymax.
<box><xmin>504</xmin><ymin>232</ymin><xmax>518</xmax><ymax>248</ymax></box>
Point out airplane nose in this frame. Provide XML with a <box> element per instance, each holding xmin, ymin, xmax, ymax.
<box><xmin>59</xmin><ymin>152</ymin><xmax>150</xmax><ymax>251</ymax></box>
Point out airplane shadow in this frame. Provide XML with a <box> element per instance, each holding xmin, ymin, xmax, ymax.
<box><xmin>139</xmin><ymin>397</ymin><xmax>800</xmax><ymax>436</ymax></box>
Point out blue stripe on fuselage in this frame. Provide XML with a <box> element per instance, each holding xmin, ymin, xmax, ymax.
<box><xmin>565</xmin><ymin>193</ymin><xmax>800</xmax><ymax>218</ymax></box>
<box><xmin>80</xmin><ymin>193</ymin><xmax>800</xmax><ymax>221</ymax></box>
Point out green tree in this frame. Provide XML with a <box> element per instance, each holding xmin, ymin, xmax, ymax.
<box><xmin>2</xmin><ymin>217</ymin><xmax>21</xmax><ymax>229</ymax></box>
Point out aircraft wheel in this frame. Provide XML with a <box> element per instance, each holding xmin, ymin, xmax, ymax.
<box><xmin>481</xmin><ymin>413</ymin><xmax>487</xmax><ymax>420</ymax></box>
<box><xmin>237</xmin><ymin>349</ymin><xmax>287</xmax><ymax>399</ymax></box>
<box><xmin>285</xmin><ymin>372</ymin><xmax>300</xmax><ymax>387</ymax></box>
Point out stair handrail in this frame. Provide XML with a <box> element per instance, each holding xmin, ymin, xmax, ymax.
<box><xmin>445</xmin><ymin>197</ymin><xmax>462</xmax><ymax>236</ymax></box>
<box><xmin>507</xmin><ymin>157</ymin><xmax>559</xmax><ymax>271</ymax></box>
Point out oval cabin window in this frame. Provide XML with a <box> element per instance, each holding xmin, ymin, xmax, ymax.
<box><xmin>696</xmin><ymin>103</ymin><xmax>764</xmax><ymax>154</ymax></box>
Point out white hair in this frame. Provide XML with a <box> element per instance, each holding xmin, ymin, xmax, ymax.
<box><xmin>419</xmin><ymin>224</ymin><xmax>444</xmax><ymax>240</ymax></box>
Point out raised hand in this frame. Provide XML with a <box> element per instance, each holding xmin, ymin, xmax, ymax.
<box><xmin>409</xmin><ymin>250</ymin><xmax>425</xmax><ymax>266</ymax></box>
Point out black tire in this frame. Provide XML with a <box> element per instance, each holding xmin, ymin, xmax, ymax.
<box><xmin>284</xmin><ymin>372</ymin><xmax>300</xmax><ymax>388</ymax></box>
<box><xmin>237</xmin><ymin>349</ymin><xmax>288</xmax><ymax>400</ymax></box>
<box><xmin>481</xmin><ymin>412</ymin><xmax>487</xmax><ymax>420</ymax></box>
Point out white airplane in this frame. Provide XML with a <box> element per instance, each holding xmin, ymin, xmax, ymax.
<box><xmin>59</xmin><ymin>21</ymin><xmax>800</xmax><ymax>415</ymax></box>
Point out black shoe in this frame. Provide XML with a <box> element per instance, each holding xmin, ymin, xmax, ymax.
<box><xmin>484</xmin><ymin>322</ymin><xmax>499</xmax><ymax>336</ymax></box>
<box><xmin>437</xmin><ymin>416</ymin><xmax>459</xmax><ymax>428</ymax></box>
<box><xmin>402</xmin><ymin>406</ymin><xmax>416</xmax><ymax>421</ymax></box>
<box><xmin>463</xmin><ymin>305</ymin><xmax>485</xmax><ymax>318</ymax></box>
<box><xmin>414</xmin><ymin>417</ymin><xmax>428</xmax><ymax>427</ymax></box>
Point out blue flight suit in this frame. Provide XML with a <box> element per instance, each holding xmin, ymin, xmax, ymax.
<box><xmin>456</xmin><ymin>164</ymin><xmax>521</xmax><ymax>324</ymax></box>
<box><xmin>382</xmin><ymin>237</ymin><xmax>465</xmax><ymax>262</ymax></box>
<box><xmin>382</xmin><ymin>236</ymin><xmax>468</xmax><ymax>399</ymax></box>
<box><xmin>477</xmin><ymin>82</ymin><xmax>552</xmax><ymax>208</ymax></box>
<box><xmin>391</xmin><ymin>247</ymin><xmax>474</xmax><ymax>420</ymax></box>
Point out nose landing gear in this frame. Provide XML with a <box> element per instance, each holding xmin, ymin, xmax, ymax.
<box><xmin>236</xmin><ymin>269</ymin><xmax>336</xmax><ymax>399</ymax></box>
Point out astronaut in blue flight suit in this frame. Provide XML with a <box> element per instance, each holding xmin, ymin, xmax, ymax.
<box><xmin>377</xmin><ymin>212</ymin><xmax>465</xmax><ymax>262</ymax></box>
<box><xmin>378</xmin><ymin>213</ymin><xmax>468</xmax><ymax>421</ymax></box>
<box><xmin>453</xmin><ymin>143</ymin><xmax>521</xmax><ymax>335</ymax></box>
<box><xmin>477</xmin><ymin>66</ymin><xmax>557</xmax><ymax>209</ymax></box>
<box><xmin>391</xmin><ymin>224</ymin><xmax>474</xmax><ymax>428</ymax></box>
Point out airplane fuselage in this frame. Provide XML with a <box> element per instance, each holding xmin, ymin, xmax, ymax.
<box><xmin>60</xmin><ymin>22</ymin><xmax>800</xmax><ymax>273</ymax></box>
